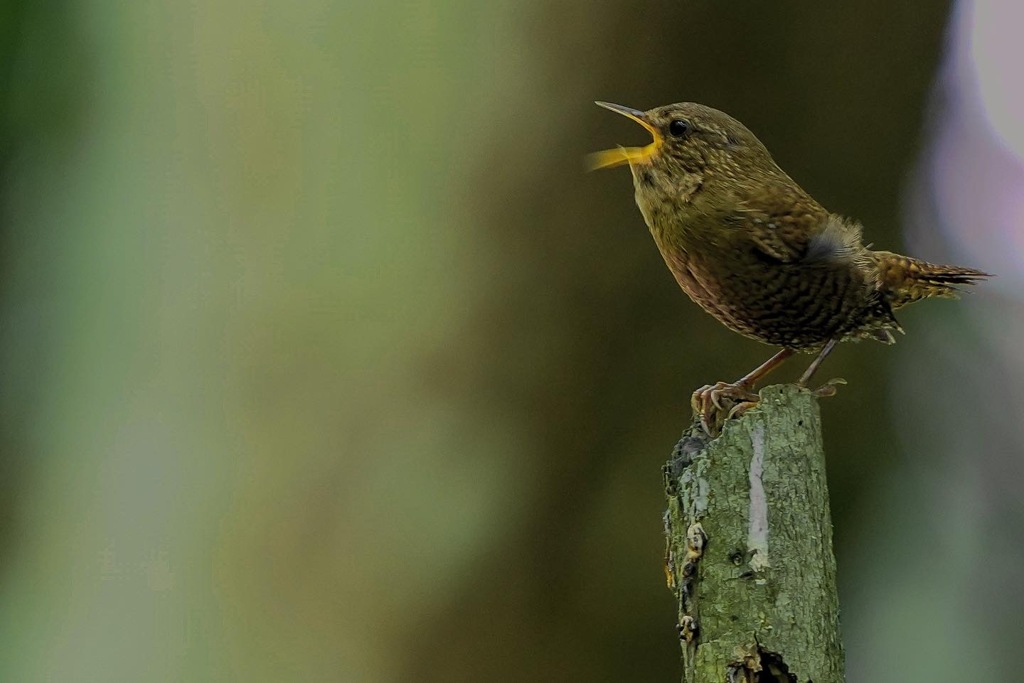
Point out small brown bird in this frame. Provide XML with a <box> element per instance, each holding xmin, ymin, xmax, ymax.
<box><xmin>591</xmin><ymin>101</ymin><xmax>989</xmax><ymax>434</ymax></box>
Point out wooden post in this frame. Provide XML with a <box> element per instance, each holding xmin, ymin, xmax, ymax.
<box><xmin>663</xmin><ymin>384</ymin><xmax>844</xmax><ymax>682</ymax></box>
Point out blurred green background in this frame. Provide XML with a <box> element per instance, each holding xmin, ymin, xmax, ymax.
<box><xmin>2</xmin><ymin>1</ymin><xmax>1019</xmax><ymax>680</ymax></box>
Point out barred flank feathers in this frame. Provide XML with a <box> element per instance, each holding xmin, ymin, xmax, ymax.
<box><xmin>873</xmin><ymin>250</ymin><xmax>991</xmax><ymax>309</ymax></box>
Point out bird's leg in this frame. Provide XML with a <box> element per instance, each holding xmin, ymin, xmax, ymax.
<box><xmin>797</xmin><ymin>339</ymin><xmax>846</xmax><ymax>398</ymax></box>
<box><xmin>691</xmin><ymin>348</ymin><xmax>796</xmax><ymax>435</ymax></box>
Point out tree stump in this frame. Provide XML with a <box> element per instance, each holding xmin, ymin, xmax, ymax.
<box><xmin>663</xmin><ymin>384</ymin><xmax>844</xmax><ymax>682</ymax></box>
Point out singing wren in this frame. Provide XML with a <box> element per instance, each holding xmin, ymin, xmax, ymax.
<box><xmin>591</xmin><ymin>101</ymin><xmax>989</xmax><ymax>434</ymax></box>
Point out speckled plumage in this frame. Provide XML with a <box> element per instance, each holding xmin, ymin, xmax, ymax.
<box><xmin>598</xmin><ymin>101</ymin><xmax>988</xmax><ymax>352</ymax></box>
<box><xmin>592</xmin><ymin>101</ymin><xmax>989</xmax><ymax>433</ymax></box>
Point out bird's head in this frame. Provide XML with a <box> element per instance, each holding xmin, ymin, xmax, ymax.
<box><xmin>589</xmin><ymin>101</ymin><xmax>780</xmax><ymax>195</ymax></box>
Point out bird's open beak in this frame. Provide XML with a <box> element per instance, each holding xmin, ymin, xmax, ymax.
<box><xmin>588</xmin><ymin>101</ymin><xmax>662</xmax><ymax>170</ymax></box>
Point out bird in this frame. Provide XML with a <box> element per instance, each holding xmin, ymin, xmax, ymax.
<box><xmin>590</xmin><ymin>101</ymin><xmax>989</xmax><ymax>435</ymax></box>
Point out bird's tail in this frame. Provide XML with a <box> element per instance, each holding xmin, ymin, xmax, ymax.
<box><xmin>873</xmin><ymin>251</ymin><xmax>991</xmax><ymax>309</ymax></box>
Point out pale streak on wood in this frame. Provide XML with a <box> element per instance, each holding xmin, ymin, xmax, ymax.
<box><xmin>747</xmin><ymin>423</ymin><xmax>770</xmax><ymax>573</ymax></box>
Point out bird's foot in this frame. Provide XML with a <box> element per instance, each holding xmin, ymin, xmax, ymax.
<box><xmin>804</xmin><ymin>377</ymin><xmax>847</xmax><ymax>399</ymax></box>
<box><xmin>691</xmin><ymin>381</ymin><xmax>761</xmax><ymax>436</ymax></box>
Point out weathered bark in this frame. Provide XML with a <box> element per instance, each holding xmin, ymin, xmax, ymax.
<box><xmin>663</xmin><ymin>384</ymin><xmax>843</xmax><ymax>683</ymax></box>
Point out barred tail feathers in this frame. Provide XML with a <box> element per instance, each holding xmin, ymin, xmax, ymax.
<box><xmin>873</xmin><ymin>251</ymin><xmax>991</xmax><ymax>309</ymax></box>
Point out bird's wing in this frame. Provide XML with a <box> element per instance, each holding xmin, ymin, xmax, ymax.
<box><xmin>723</xmin><ymin>182</ymin><xmax>861</xmax><ymax>265</ymax></box>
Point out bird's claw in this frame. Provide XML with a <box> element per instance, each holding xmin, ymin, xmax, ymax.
<box><xmin>691</xmin><ymin>381</ymin><xmax>760</xmax><ymax>436</ymax></box>
<box><xmin>710</xmin><ymin>391</ymin><xmax>724</xmax><ymax>411</ymax></box>
<box><xmin>809</xmin><ymin>377</ymin><xmax>846</xmax><ymax>399</ymax></box>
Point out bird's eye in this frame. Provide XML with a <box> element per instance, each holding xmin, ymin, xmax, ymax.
<box><xmin>668</xmin><ymin>119</ymin><xmax>691</xmax><ymax>137</ymax></box>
